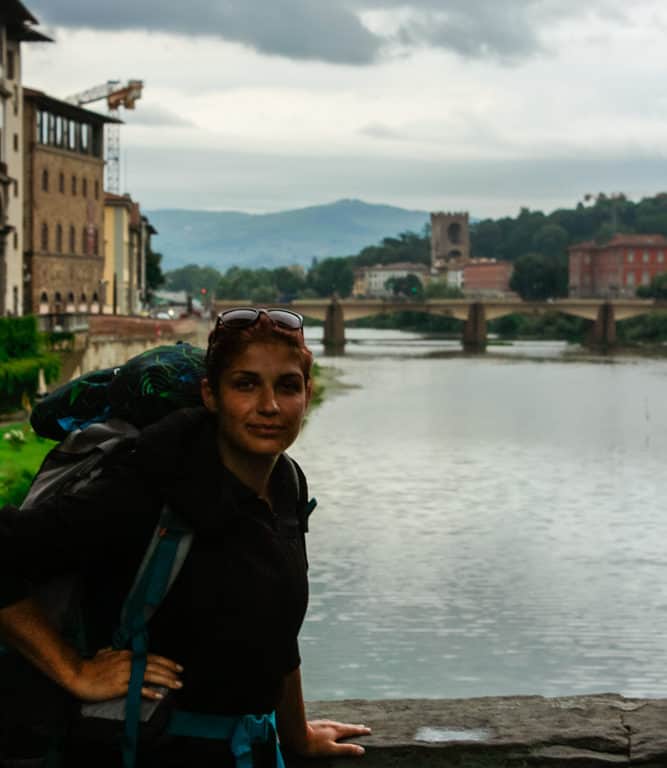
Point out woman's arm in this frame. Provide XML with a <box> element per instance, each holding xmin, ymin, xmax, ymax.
<box><xmin>276</xmin><ymin>666</ymin><xmax>370</xmax><ymax>757</ymax></box>
<box><xmin>0</xmin><ymin>596</ymin><xmax>183</xmax><ymax>702</ymax></box>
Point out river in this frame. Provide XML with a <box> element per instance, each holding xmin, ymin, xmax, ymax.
<box><xmin>289</xmin><ymin>329</ymin><xmax>667</xmax><ymax>701</ymax></box>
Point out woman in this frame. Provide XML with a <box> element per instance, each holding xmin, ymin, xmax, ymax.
<box><xmin>0</xmin><ymin>307</ymin><xmax>370</xmax><ymax>767</ymax></box>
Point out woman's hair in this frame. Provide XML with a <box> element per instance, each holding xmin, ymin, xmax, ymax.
<box><xmin>205</xmin><ymin>312</ymin><xmax>313</xmax><ymax>392</ymax></box>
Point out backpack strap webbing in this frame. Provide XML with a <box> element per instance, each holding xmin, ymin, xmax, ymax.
<box><xmin>112</xmin><ymin>505</ymin><xmax>193</xmax><ymax>768</ymax></box>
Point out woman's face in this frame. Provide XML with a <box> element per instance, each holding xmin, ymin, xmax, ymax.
<box><xmin>202</xmin><ymin>340</ymin><xmax>312</xmax><ymax>459</ymax></box>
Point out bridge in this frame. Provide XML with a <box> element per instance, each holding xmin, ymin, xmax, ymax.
<box><xmin>212</xmin><ymin>298</ymin><xmax>661</xmax><ymax>352</ymax></box>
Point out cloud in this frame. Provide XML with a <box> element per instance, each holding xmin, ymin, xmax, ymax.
<box><xmin>27</xmin><ymin>0</ymin><xmax>634</xmax><ymax>66</ymax></box>
<box><xmin>122</xmin><ymin>104</ymin><xmax>194</xmax><ymax>127</ymax></box>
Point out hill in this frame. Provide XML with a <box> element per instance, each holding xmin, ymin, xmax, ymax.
<box><xmin>147</xmin><ymin>199</ymin><xmax>430</xmax><ymax>271</ymax></box>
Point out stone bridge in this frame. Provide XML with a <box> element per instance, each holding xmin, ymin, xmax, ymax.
<box><xmin>212</xmin><ymin>298</ymin><xmax>660</xmax><ymax>352</ymax></box>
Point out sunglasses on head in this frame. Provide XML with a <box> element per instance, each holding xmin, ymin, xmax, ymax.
<box><xmin>215</xmin><ymin>307</ymin><xmax>304</xmax><ymax>332</ymax></box>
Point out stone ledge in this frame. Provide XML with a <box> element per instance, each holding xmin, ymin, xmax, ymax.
<box><xmin>284</xmin><ymin>695</ymin><xmax>667</xmax><ymax>767</ymax></box>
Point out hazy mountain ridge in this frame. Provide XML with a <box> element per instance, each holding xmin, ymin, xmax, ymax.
<box><xmin>148</xmin><ymin>199</ymin><xmax>430</xmax><ymax>271</ymax></box>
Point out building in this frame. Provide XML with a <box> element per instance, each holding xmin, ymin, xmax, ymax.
<box><xmin>352</xmin><ymin>262</ymin><xmax>430</xmax><ymax>298</ymax></box>
<box><xmin>104</xmin><ymin>192</ymin><xmax>156</xmax><ymax>315</ymax></box>
<box><xmin>568</xmin><ymin>234</ymin><xmax>667</xmax><ymax>298</ymax></box>
<box><xmin>0</xmin><ymin>1</ymin><xmax>50</xmax><ymax>315</ymax></box>
<box><xmin>431</xmin><ymin>212</ymin><xmax>470</xmax><ymax>273</ymax></box>
<box><xmin>463</xmin><ymin>259</ymin><xmax>514</xmax><ymax>296</ymax></box>
<box><xmin>23</xmin><ymin>88</ymin><xmax>118</xmax><ymax>315</ymax></box>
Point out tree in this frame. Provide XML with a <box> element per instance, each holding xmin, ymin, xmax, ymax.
<box><xmin>384</xmin><ymin>273</ymin><xmax>423</xmax><ymax>298</ymax></box>
<box><xmin>509</xmin><ymin>252</ymin><xmax>568</xmax><ymax>300</ymax></box>
<box><xmin>145</xmin><ymin>249</ymin><xmax>165</xmax><ymax>301</ymax></box>
<box><xmin>532</xmin><ymin>223</ymin><xmax>568</xmax><ymax>260</ymax></box>
<box><xmin>307</xmin><ymin>257</ymin><xmax>354</xmax><ymax>297</ymax></box>
<box><xmin>424</xmin><ymin>280</ymin><xmax>464</xmax><ymax>299</ymax></box>
<box><xmin>165</xmin><ymin>264</ymin><xmax>221</xmax><ymax>296</ymax></box>
<box><xmin>637</xmin><ymin>273</ymin><xmax>667</xmax><ymax>299</ymax></box>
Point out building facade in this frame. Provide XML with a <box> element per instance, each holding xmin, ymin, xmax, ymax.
<box><xmin>463</xmin><ymin>259</ymin><xmax>514</xmax><ymax>296</ymax></box>
<box><xmin>104</xmin><ymin>192</ymin><xmax>156</xmax><ymax>315</ymax></box>
<box><xmin>0</xmin><ymin>1</ymin><xmax>50</xmax><ymax>315</ymax></box>
<box><xmin>430</xmin><ymin>211</ymin><xmax>470</xmax><ymax>273</ymax></box>
<box><xmin>23</xmin><ymin>88</ymin><xmax>114</xmax><ymax>314</ymax></box>
<box><xmin>352</xmin><ymin>262</ymin><xmax>429</xmax><ymax>298</ymax></box>
<box><xmin>568</xmin><ymin>234</ymin><xmax>667</xmax><ymax>298</ymax></box>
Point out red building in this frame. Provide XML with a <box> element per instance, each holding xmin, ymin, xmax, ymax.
<box><xmin>463</xmin><ymin>259</ymin><xmax>514</xmax><ymax>296</ymax></box>
<box><xmin>569</xmin><ymin>234</ymin><xmax>667</xmax><ymax>298</ymax></box>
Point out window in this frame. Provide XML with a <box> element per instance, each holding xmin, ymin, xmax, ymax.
<box><xmin>584</xmin><ymin>254</ymin><xmax>591</xmax><ymax>265</ymax></box>
<box><xmin>41</xmin><ymin>222</ymin><xmax>49</xmax><ymax>251</ymax></box>
<box><xmin>13</xmin><ymin>180</ymin><xmax>18</xmax><ymax>197</ymax></box>
<box><xmin>71</xmin><ymin>175</ymin><xmax>77</xmax><ymax>195</ymax></box>
<box><xmin>13</xmin><ymin>231</ymin><xmax>17</xmax><ymax>250</ymax></box>
<box><xmin>94</xmin><ymin>180</ymin><xmax>99</xmax><ymax>200</ymax></box>
<box><xmin>82</xmin><ymin>177</ymin><xmax>88</xmax><ymax>197</ymax></box>
<box><xmin>13</xmin><ymin>133</ymin><xmax>18</xmax><ymax>152</ymax></box>
<box><xmin>69</xmin><ymin>225</ymin><xmax>76</xmax><ymax>253</ymax></box>
<box><xmin>42</xmin><ymin>169</ymin><xmax>49</xmax><ymax>192</ymax></box>
<box><xmin>55</xmin><ymin>116</ymin><xmax>63</xmax><ymax>147</ymax></box>
<box><xmin>56</xmin><ymin>224</ymin><xmax>63</xmax><ymax>253</ymax></box>
<box><xmin>7</xmin><ymin>51</ymin><xmax>15</xmax><ymax>80</ymax></box>
<box><xmin>93</xmin><ymin>227</ymin><xmax>99</xmax><ymax>256</ymax></box>
<box><xmin>626</xmin><ymin>272</ymin><xmax>635</xmax><ymax>287</ymax></box>
<box><xmin>642</xmin><ymin>271</ymin><xmax>650</xmax><ymax>285</ymax></box>
<box><xmin>81</xmin><ymin>124</ymin><xmax>89</xmax><ymax>152</ymax></box>
<box><xmin>59</xmin><ymin>172</ymin><xmax>65</xmax><ymax>193</ymax></box>
<box><xmin>82</xmin><ymin>227</ymin><xmax>87</xmax><ymax>255</ymax></box>
<box><xmin>659</xmin><ymin>251</ymin><xmax>665</xmax><ymax>263</ymax></box>
<box><xmin>68</xmin><ymin>121</ymin><xmax>77</xmax><ymax>151</ymax></box>
<box><xmin>627</xmin><ymin>250</ymin><xmax>635</xmax><ymax>263</ymax></box>
<box><xmin>643</xmin><ymin>251</ymin><xmax>650</xmax><ymax>263</ymax></box>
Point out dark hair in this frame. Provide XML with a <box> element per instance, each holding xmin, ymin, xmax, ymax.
<box><xmin>205</xmin><ymin>312</ymin><xmax>313</xmax><ymax>392</ymax></box>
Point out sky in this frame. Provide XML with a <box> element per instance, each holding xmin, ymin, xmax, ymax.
<box><xmin>21</xmin><ymin>0</ymin><xmax>667</xmax><ymax>218</ymax></box>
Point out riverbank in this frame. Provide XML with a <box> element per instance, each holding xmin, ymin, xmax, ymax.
<box><xmin>287</xmin><ymin>695</ymin><xmax>667</xmax><ymax>767</ymax></box>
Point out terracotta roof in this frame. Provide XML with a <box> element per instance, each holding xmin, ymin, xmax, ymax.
<box><xmin>569</xmin><ymin>233</ymin><xmax>667</xmax><ymax>251</ymax></box>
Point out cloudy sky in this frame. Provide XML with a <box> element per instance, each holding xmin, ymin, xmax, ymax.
<box><xmin>22</xmin><ymin>0</ymin><xmax>667</xmax><ymax>217</ymax></box>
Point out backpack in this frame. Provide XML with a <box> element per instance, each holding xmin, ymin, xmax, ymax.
<box><xmin>0</xmin><ymin>342</ymin><xmax>316</xmax><ymax>768</ymax></box>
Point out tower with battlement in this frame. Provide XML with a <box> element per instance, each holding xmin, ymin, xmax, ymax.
<box><xmin>430</xmin><ymin>212</ymin><xmax>470</xmax><ymax>273</ymax></box>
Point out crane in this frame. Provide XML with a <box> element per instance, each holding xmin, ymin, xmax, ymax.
<box><xmin>66</xmin><ymin>80</ymin><xmax>143</xmax><ymax>194</ymax></box>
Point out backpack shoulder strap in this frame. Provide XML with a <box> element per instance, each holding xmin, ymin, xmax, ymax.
<box><xmin>283</xmin><ymin>453</ymin><xmax>317</xmax><ymax>535</ymax></box>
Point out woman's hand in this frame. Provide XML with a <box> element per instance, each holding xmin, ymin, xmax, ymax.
<box><xmin>296</xmin><ymin>719</ymin><xmax>372</xmax><ymax>757</ymax></box>
<box><xmin>65</xmin><ymin>647</ymin><xmax>184</xmax><ymax>702</ymax></box>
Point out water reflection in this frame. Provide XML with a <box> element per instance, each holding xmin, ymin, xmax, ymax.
<box><xmin>292</xmin><ymin>329</ymin><xmax>667</xmax><ymax>700</ymax></box>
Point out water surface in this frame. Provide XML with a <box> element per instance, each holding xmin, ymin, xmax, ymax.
<box><xmin>291</xmin><ymin>330</ymin><xmax>667</xmax><ymax>700</ymax></box>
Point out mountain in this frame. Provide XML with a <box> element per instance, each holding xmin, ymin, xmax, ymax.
<box><xmin>147</xmin><ymin>199</ymin><xmax>430</xmax><ymax>272</ymax></box>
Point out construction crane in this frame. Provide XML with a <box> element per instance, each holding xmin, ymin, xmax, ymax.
<box><xmin>66</xmin><ymin>80</ymin><xmax>143</xmax><ymax>194</ymax></box>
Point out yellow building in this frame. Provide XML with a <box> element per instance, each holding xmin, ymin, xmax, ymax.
<box><xmin>103</xmin><ymin>192</ymin><xmax>156</xmax><ymax>315</ymax></box>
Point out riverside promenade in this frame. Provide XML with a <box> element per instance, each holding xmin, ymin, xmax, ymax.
<box><xmin>288</xmin><ymin>695</ymin><xmax>667</xmax><ymax>767</ymax></box>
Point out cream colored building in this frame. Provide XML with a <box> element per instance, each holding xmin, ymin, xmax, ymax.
<box><xmin>104</xmin><ymin>192</ymin><xmax>156</xmax><ymax>315</ymax></box>
<box><xmin>353</xmin><ymin>262</ymin><xmax>429</xmax><ymax>298</ymax></box>
<box><xmin>0</xmin><ymin>1</ymin><xmax>50</xmax><ymax>315</ymax></box>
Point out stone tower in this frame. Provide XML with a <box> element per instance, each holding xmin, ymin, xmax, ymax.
<box><xmin>430</xmin><ymin>212</ymin><xmax>470</xmax><ymax>273</ymax></box>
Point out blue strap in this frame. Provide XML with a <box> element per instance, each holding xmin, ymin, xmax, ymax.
<box><xmin>117</xmin><ymin>529</ymin><xmax>184</xmax><ymax>768</ymax></box>
<box><xmin>168</xmin><ymin>710</ymin><xmax>285</xmax><ymax>768</ymax></box>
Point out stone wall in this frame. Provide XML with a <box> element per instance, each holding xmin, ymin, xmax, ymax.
<box><xmin>288</xmin><ymin>695</ymin><xmax>667</xmax><ymax>767</ymax></box>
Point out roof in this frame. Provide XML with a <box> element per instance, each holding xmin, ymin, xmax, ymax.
<box><xmin>2</xmin><ymin>0</ymin><xmax>53</xmax><ymax>42</ymax></box>
<box><xmin>358</xmin><ymin>262</ymin><xmax>429</xmax><ymax>273</ymax></box>
<box><xmin>569</xmin><ymin>233</ymin><xmax>667</xmax><ymax>251</ymax></box>
<box><xmin>104</xmin><ymin>192</ymin><xmax>135</xmax><ymax>209</ymax></box>
<box><xmin>24</xmin><ymin>87</ymin><xmax>121</xmax><ymax>125</ymax></box>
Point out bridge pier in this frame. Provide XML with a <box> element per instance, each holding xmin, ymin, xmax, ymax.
<box><xmin>323</xmin><ymin>298</ymin><xmax>345</xmax><ymax>354</ymax></box>
<box><xmin>462</xmin><ymin>302</ymin><xmax>487</xmax><ymax>351</ymax></box>
<box><xmin>587</xmin><ymin>301</ymin><xmax>616</xmax><ymax>348</ymax></box>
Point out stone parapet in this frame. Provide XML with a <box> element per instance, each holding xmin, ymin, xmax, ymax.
<box><xmin>287</xmin><ymin>695</ymin><xmax>667</xmax><ymax>766</ymax></box>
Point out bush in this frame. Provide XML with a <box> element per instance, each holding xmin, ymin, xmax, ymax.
<box><xmin>0</xmin><ymin>316</ymin><xmax>40</xmax><ymax>362</ymax></box>
<box><xmin>0</xmin><ymin>466</ymin><xmax>34</xmax><ymax>507</ymax></box>
<box><xmin>0</xmin><ymin>354</ymin><xmax>61</xmax><ymax>413</ymax></box>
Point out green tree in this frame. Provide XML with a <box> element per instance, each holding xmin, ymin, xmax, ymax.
<box><xmin>509</xmin><ymin>252</ymin><xmax>567</xmax><ymax>300</ymax></box>
<box><xmin>532</xmin><ymin>223</ymin><xmax>568</xmax><ymax>260</ymax></box>
<box><xmin>307</xmin><ymin>258</ymin><xmax>354</xmax><ymax>297</ymax></box>
<box><xmin>145</xmin><ymin>249</ymin><xmax>165</xmax><ymax>298</ymax></box>
<box><xmin>384</xmin><ymin>273</ymin><xmax>424</xmax><ymax>298</ymax></box>
<box><xmin>165</xmin><ymin>264</ymin><xmax>222</xmax><ymax>296</ymax></box>
<box><xmin>637</xmin><ymin>273</ymin><xmax>667</xmax><ymax>299</ymax></box>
